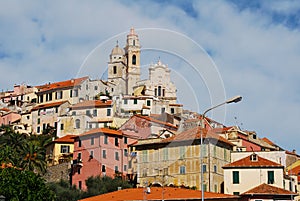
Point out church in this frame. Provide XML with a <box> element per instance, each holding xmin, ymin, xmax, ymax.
<box><xmin>107</xmin><ymin>28</ymin><xmax>182</xmax><ymax>116</ymax></box>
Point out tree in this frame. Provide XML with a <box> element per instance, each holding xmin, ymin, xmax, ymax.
<box><xmin>47</xmin><ymin>179</ymin><xmax>82</xmax><ymax>201</ymax></box>
<box><xmin>0</xmin><ymin>167</ymin><xmax>55</xmax><ymax>201</ymax></box>
<box><xmin>82</xmin><ymin>176</ymin><xmax>132</xmax><ymax>198</ymax></box>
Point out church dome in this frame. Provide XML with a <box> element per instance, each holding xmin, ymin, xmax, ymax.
<box><xmin>111</xmin><ymin>44</ymin><xmax>124</xmax><ymax>56</ymax></box>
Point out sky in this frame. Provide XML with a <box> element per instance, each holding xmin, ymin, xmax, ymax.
<box><xmin>0</xmin><ymin>0</ymin><xmax>300</xmax><ymax>153</ymax></box>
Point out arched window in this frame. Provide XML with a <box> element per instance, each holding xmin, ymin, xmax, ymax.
<box><xmin>113</xmin><ymin>66</ymin><xmax>117</xmax><ymax>74</ymax></box>
<box><xmin>158</xmin><ymin>86</ymin><xmax>161</xmax><ymax>96</ymax></box>
<box><xmin>132</xmin><ymin>55</ymin><xmax>136</xmax><ymax>65</ymax></box>
<box><xmin>75</xmin><ymin>119</ymin><xmax>80</xmax><ymax>129</ymax></box>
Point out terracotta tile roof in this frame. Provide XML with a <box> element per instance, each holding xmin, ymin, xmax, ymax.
<box><xmin>285</xmin><ymin>150</ymin><xmax>300</xmax><ymax>157</ymax></box>
<box><xmin>71</xmin><ymin>100</ymin><xmax>112</xmax><ymax>109</ymax></box>
<box><xmin>169</xmin><ymin>103</ymin><xmax>183</xmax><ymax>107</ymax></box>
<box><xmin>261</xmin><ymin>137</ymin><xmax>276</xmax><ymax>146</ymax></box>
<box><xmin>78</xmin><ymin>127</ymin><xmax>122</xmax><ymax>137</ymax></box>
<box><xmin>135</xmin><ymin>114</ymin><xmax>178</xmax><ymax>129</ymax></box>
<box><xmin>223</xmin><ymin>154</ymin><xmax>283</xmax><ymax>168</ymax></box>
<box><xmin>242</xmin><ymin>183</ymin><xmax>297</xmax><ymax>195</ymax></box>
<box><xmin>162</xmin><ymin>126</ymin><xmax>234</xmax><ymax>146</ymax></box>
<box><xmin>36</xmin><ymin>76</ymin><xmax>88</xmax><ymax>93</ymax></box>
<box><xmin>54</xmin><ymin>135</ymin><xmax>76</xmax><ymax>143</ymax></box>
<box><xmin>78</xmin><ymin>187</ymin><xmax>239</xmax><ymax>201</ymax></box>
<box><xmin>0</xmin><ymin>108</ymin><xmax>10</xmax><ymax>112</ymax></box>
<box><xmin>31</xmin><ymin>100</ymin><xmax>69</xmax><ymax>111</ymax></box>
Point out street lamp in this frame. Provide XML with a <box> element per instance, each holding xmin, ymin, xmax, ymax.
<box><xmin>200</xmin><ymin>95</ymin><xmax>242</xmax><ymax>201</ymax></box>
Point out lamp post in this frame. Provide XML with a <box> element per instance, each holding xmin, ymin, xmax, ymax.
<box><xmin>200</xmin><ymin>95</ymin><xmax>242</xmax><ymax>201</ymax></box>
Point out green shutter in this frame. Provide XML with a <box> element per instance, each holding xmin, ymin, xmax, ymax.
<box><xmin>233</xmin><ymin>171</ymin><xmax>239</xmax><ymax>184</ymax></box>
<box><xmin>268</xmin><ymin>171</ymin><xmax>274</xmax><ymax>184</ymax></box>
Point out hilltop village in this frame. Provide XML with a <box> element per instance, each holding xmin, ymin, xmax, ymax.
<box><xmin>1</xmin><ymin>28</ymin><xmax>299</xmax><ymax>201</ymax></box>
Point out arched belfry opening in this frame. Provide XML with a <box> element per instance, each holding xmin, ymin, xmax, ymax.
<box><xmin>132</xmin><ymin>55</ymin><xmax>136</xmax><ymax>65</ymax></box>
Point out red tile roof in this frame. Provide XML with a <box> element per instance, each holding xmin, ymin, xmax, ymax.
<box><xmin>71</xmin><ymin>100</ymin><xmax>112</xmax><ymax>109</ymax></box>
<box><xmin>242</xmin><ymin>183</ymin><xmax>297</xmax><ymax>195</ymax></box>
<box><xmin>261</xmin><ymin>137</ymin><xmax>276</xmax><ymax>146</ymax></box>
<box><xmin>36</xmin><ymin>76</ymin><xmax>88</xmax><ymax>93</ymax></box>
<box><xmin>54</xmin><ymin>135</ymin><xmax>76</xmax><ymax>143</ymax></box>
<box><xmin>223</xmin><ymin>154</ymin><xmax>283</xmax><ymax>168</ymax></box>
<box><xmin>31</xmin><ymin>100</ymin><xmax>69</xmax><ymax>111</ymax></box>
<box><xmin>78</xmin><ymin>187</ymin><xmax>239</xmax><ymax>201</ymax></box>
<box><xmin>162</xmin><ymin>126</ymin><xmax>234</xmax><ymax>146</ymax></box>
<box><xmin>78</xmin><ymin>127</ymin><xmax>122</xmax><ymax>137</ymax></box>
<box><xmin>0</xmin><ymin>108</ymin><xmax>10</xmax><ymax>112</ymax></box>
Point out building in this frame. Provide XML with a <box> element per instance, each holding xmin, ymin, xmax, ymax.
<box><xmin>71</xmin><ymin>128</ymin><xmax>136</xmax><ymax>190</ymax></box>
<box><xmin>107</xmin><ymin>28</ymin><xmax>182</xmax><ymax>116</ymax></box>
<box><xmin>45</xmin><ymin>135</ymin><xmax>75</xmax><ymax>166</ymax></box>
<box><xmin>57</xmin><ymin>99</ymin><xmax>113</xmax><ymax>137</ymax></box>
<box><xmin>131</xmin><ymin>126</ymin><xmax>234</xmax><ymax>192</ymax></box>
<box><xmin>240</xmin><ymin>183</ymin><xmax>297</xmax><ymax>201</ymax></box>
<box><xmin>31</xmin><ymin>100</ymin><xmax>70</xmax><ymax>134</ymax></box>
<box><xmin>78</xmin><ymin>187</ymin><xmax>239</xmax><ymax>201</ymax></box>
<box><xmin>222</xmin><ymin>153</ymin><xmax>297</xmax><ymax>195</ymax></box>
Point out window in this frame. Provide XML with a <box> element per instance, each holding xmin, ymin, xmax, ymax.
<box><xmin>93</xmin><ymin>109</ymin><xmax>97</xmax><ymax>117</ymax></box>
<box><xmin>124</xmin><ymin>165</ymin><xmax>127</xmax><ymax>171</ymax></box>
<box><xmin>115</xmin><ymin>137</ymin><xmax>119</xmax><ymax>146</ymax></box>
<box><xmin>171</xmin><ymin>108</ymin><xmax>175</xmax><ymax>114</ymax></box>
<box><xmin>91</xmin><ymin>137</ymin><xmax>94</xmax><ymax>145</ymax></box>
<box><xmin>132</xmin><ymin>55</ymin><xmax>136</xmax><ymax>65</ymax></box>
<box><xmin>180</xmin><ymin>166</ymin><xmax>186</xmax><ymax>174</ymax></box>
<box><xmin>158</xmin><ymin>86</ymin><xmax>161</xmax><ymax>96</ymax></box>
<box><xmin>203</xmin><ymin>164</ymin><xmax>207</xmax><ymax>173</ymax></box>
<box><xmin>163</xmin><ymin>148</ymin><xmax>168</xmax><ymax>161</ymax></box>
<box><xmin>102</xmin><ymin>165</ymin><xmax>106</xmax><ymax>172</ymax></box>
<box><xmin>146</xmin><ymin>100</ymin><xmax>151</xmax><ymax>106</ymax></box>
<box><xmin>90</xmin><ymin>150</ymin><xmax>94</xmax><ymax>158</ymax></box>
<box><xmin>86</xmin><ymin>85</ymin><xmax>88</xmax><ymax>90</ymax></box>
<box><xmin>133</xmin><ymin>99</ymin><xmax>137</xmax><ymax>104</ymax></box>
<box><xmin>78</xmin><ymin>139</ymin><xmax>82</xmax><ymax>147</ymax></box>
<box><xmin>94</xmin><ymin>86</ymin><xmax>98</xmax><ymax>91</ymax></box>
<box><xmin>124</xmin><ymin>149</ymin><xmax>128</xmax><ymax>157</ymax></box>
<box><xmin>43</xmin><ymin>123</ymin><xmax>46</xmax><ymax>130</ymax></box>
<box><xmin>133</xmin><ymin>40</ymin><xmax>135</xmax><ymax>46</ymax></box>
<box><xmin>74</xmin><ymin>89</ymin><xmax>78</xmax><ymax>97</ymax></box>
<box><xmin>60</xmin><ymin>123</ymin><xmax>64</xmax><ymax>130</ymax></box>
<box><xmin>124</xmin><ymin>99</ymin><xmax>128</xmax><ymax>104</ymax></box>
<box><xmin>250</xmin><ymin>154</ymin><xmax>257</xmax><ymax>161</ymax></box>
<box><xmin>49</xmin><ymin>93</ymin><xmax>52</xmax><ymax>101</ymax></box>
<box><xmin>56</xmin><ymin>91</ymin><xmax>63</xmax><ymax>99</ymax></box>
<box><xmin>37</xmin><ymin>118</ymin><xmax>40</xmax><ymax>124</ymax></box>
<box><xmin>142</xmin><ymin>150</ymin><xmax>148</xmax><ymax>162</ymax></box>
<box><xmin>77</xmin><ymin>152</ymin><xmax>82</xmax><ymax>160</ymax></box>
<box><xmin>214</xmin><ymin>165</ymin><xmax>217</xmax><ymax>173</ymax></box>
<box><xmin>77</xmin><ymin>167</ymin><xmax>81</xmax><ymax>174</ymax></box>
<box><xmin>113</xmin><ymin>66</ymin><xmax>117</xmax><ymax>74</ymax></box>
<box><xmin>102</xmin><ymin>150</ymin><xmax>106</xmax><ymax>158</ymax></box>
<box><xmin>161</xmin><ymin>108</ymin><xmax>165</xmax><ymax>113</ymax></box>
<box><xmin>61</xmin><ymin>145</ymin><xmax>70</xmax><ymax>153</ymax></box>
<box><xmin>104</xmin><ymin>135</ymin><xmax>108</xmax><ymax>144</ymax></box>
<box><xmin>37</xmin><ymin>126</ymin><xmax>40</xmax><ymax>133</ymax></box>
<box><xmin>72</xmin><ymin>111</ymin><xmax>76</xmax><ymax>116</ymax></box>
<box><xmin>40</xmin><ymin>95</ymin><xmax>43</xmax><ymax>103</ymax></box>
<box><xmin>107</xmin><ymin>108</ymin><xmax>111</xmax><ymax>116</ymax></box>
<box><xmin>155</xmin><ymin>88</ymin><xmax>157</xmax><ymax>96</ymax></box>
<box><xmin>70</xmin><ymin>90</ymin><xmax>73</xmax><ymax>98</ymax></box>
<box><xmin>203</xmin><ymin>184</ymin><xmax>207</xmax><ymax>192</ymax></box>
<box><xmin>233</xmin><ymin>171</ymin><xmax>239</xmax><ymax>184</ymax></box>
<box><xmin>115</xmin><ymin>152</ymin><xmax>119</xmax><ymax>161</ymax></box>
<box><xmin>115</xmin><ymin>166</ymin><xmax>119</xmax><ymax>173</ymax></box>
<box><xmin>268</xmin><ymin>171</ymin><xmax>274</xmax><ymax>184</ymax></box>
<box><xmin>86</xmin><ymin>110</ymin><xmax>91</xmax><ymax>116</ymax></box>
<box><xmin>78</xmin><ymin>181</ymin><xmax>82</xmax><ymax>190</ymax></box>
<box><xmin>75</xmin><ymin>119</ymin><xmax>80</xmax><ymax>129</ymax></box>
<box><xmin>162</xmin><ymin>89</ymin><xmax>165</xmax><ymax>96</ymax></box>
<box><xmin>179</xmin><ymin>146</ymin><xmax>185</xmax><ymax>159</ymax></box>
<box><xmin>233</xmin><ymin>192</ymin><xmax>240</xmax><ymax>195</ymax></box>
<box><xmin>124</xmin><ymin>137</ymin><xmax>128</xmax><ymax>144</ymax></box>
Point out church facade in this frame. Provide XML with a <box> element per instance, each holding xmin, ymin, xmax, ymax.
<box><xmin>107</xmin><ymin>28</ymin><xmax>182</xmax><ymax>116</ymax></box>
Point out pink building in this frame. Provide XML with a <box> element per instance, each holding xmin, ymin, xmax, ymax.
<box><xmin>71</xmin><ymin>128</ymin><xmax>136</xmax><ymax>190</ymax></box>
<box><xmin>0</xmin><ymin>109</ymin><xmax>21</xmax><ymax>126</ymax></box>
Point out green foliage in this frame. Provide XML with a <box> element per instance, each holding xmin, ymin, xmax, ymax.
<box><xmin>0</xmin><ymin>167</ymin><xmax>55</xmax><ymax>201</ymax></box>
<box><xmin>47</xmin><ymin>180</ymin><xmax>82</xmax><ymax>201</ymax></box>
<box><xmin>82</xmin><ymin>176</ymin><xmax>132</xmax><ymax>198</ymax></box>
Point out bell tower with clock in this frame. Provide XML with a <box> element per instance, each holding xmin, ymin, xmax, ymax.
<box><xmin>125</xmin><ymin>28</ymin><xmax>141</xmax><ymax>95</ymax></box>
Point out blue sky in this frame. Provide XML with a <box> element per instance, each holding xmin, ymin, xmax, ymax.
<box><xmin>0</xmin><ymin>0</ymin><xmax>300</xmax><ymax>153</ymax></box>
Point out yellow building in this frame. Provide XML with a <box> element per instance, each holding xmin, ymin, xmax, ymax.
<box><xmin>130</xmin><ymin>126</ymin><xmax>233</xmax><ymax>193</ymax></box>
<box><xmin>45</xmin><ymin>135</ymin><xmax>75</xmax><ymax>166</ymax></box>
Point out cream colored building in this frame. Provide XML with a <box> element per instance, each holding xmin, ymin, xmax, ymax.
<box><xmin>130</xmin><ymin>127</ymin><xmax>233</xmax><ymax>192</ymax></box>
<box><xmin>223</xmin><ymin>153</ymin><xmax>287</xmax><ymax>195</ymax></box>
